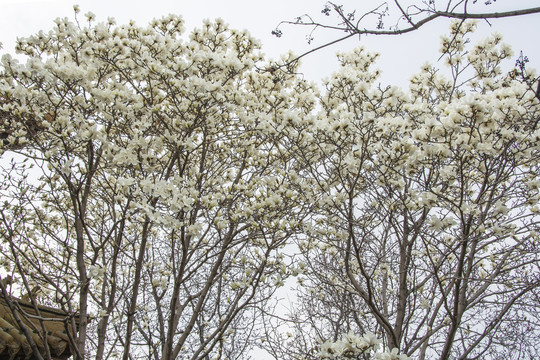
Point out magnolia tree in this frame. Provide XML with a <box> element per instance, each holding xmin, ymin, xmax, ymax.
<box><xmin>1</xmin><ymin>9</ymin><xmax>539</xmax><ymax>360</ymax></box>
<box><xmin>267</xmin><ymin>21</ymin><xmax>540</xmax><ymax>359</ymax></box>
<box><xmin>0</xmin><ymin>12</ymin><xmax>317</xmax><ymax>360</ymax></box>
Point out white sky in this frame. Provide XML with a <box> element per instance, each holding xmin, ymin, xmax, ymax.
<box><xmin>0</xmin><ymin>0</ymin><xmax>539</xmax><ymax>358</ymax></box>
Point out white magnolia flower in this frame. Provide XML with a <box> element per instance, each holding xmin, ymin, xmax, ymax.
<box><xmin>318</xmin><ymin>340</ymin><xmax>341</xmax><ymax>359</ymax></box>
<box><xmin>376</xmin><ymin>348</ymin><xmax>411</xmax><ymax>360</ymax></box>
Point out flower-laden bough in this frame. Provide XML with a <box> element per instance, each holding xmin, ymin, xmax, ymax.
<box><xmin>265</xmin><ymin>20</ymin><xmax>540</xmax><ymax>360</ymax></box>
<box><xmin>0</xmin><ymin>11</ymin><xmax>317</xmax><ymax>360</ymax></box>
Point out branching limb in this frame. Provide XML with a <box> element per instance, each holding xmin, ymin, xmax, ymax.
<box><xmin>272</xmin><ymin>1</ymin><xmax>540</xmax><ymax>70</ymax></box>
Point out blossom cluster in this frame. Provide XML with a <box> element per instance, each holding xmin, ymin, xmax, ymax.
<box><xmin>317</xmin><ymin>331</ymin><xmax>410</xmax><ymax>360</ymax></box>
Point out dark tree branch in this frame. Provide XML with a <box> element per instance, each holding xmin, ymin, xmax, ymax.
<box><xmin>273</xmin><ymin>3</ymin><xmax>540</xmax><ymax>70</ymax></box>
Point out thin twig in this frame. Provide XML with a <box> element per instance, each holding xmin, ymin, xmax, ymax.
<box><xmin>275</xmin><ymin>6</ymin><xmax>540</xmax><ymax>69</ymax></box>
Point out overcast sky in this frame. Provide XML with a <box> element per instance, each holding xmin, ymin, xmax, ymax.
<box><xmin>1</xmin><ymin>0</ymin><xmax>539</xmax><ymax>88</ymax></box>
<box><xmin>0</xmin><ymin>0</ymin><xmax>539</xmax><ymax>358</ymax></box>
